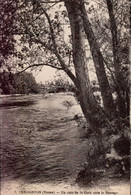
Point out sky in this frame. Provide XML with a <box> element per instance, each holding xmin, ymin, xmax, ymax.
<box><xmin>33</xmin><ymin>66</ymin><xmax>56</xmax><ymax>83</ymax></box>
<box><xmin>32</xmin><ymin>66</ymin><xmax>69</xmax><ymax>84</ymax></box>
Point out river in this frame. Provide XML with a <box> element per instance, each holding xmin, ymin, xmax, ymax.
<box><xmin>0</xmin><ymin>93</ymin><xmax>130</xmax><ymax>195</ymax></box>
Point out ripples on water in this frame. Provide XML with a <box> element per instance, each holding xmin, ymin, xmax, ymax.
<box><xmin>1</xmin><ymin>93</ymin><xmax>89</xmax><ymax>186</ymax></box>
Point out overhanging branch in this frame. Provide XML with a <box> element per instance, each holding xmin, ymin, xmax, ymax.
<box><xmin>16</xmin><ymin>63</ymin><xmax>63</xmax><ymax>74</ymax></box>
<box><xmin>19</xmin><ymin>5</ymin><xmax>78</xmax><ymax>87</ymax></box>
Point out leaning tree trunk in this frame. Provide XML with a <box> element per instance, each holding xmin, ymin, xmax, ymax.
<box><xmin>64</xmin><ymin>1</ymin><xmax>104</xmax><ymax>150</ymax></box>
<box><xmin>78</xmin><ymin>0</ymin><xmax>115</xmax><ymax>117</ymax></box>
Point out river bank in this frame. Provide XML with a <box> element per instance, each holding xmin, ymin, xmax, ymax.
<box><xmin>1</xmin><ymin>93</ymin><xmax>130</xmax><ymax>195</ymax></box>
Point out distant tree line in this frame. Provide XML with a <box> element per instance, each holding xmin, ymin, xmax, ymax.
<box><xmin>0</xmin><ymin>71</ymin><xmax>39</xmax><ymax>94</ymax></box>
<box><xmin>0</xmin><ymin>0</ymin><xmax>129</xmax><ymax>151</ymax></box>
<box><xmin>43</xmin><ymin>78</ymin><xmax>76</xmax><ymax>93</ymax></box>
<box><xmin>43</xmin><ymin>78</ymin><xmax>100</xmax><ymax>95</ymax></box>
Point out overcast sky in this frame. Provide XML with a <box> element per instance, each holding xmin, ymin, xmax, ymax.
<box><xmin>33</xmin><ymin>66</ymin><xmax>69</xmax><ymax>84</ymax></box>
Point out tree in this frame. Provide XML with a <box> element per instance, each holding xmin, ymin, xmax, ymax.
<box><xmin>14</xmin><ymin>72</ymin><xmax>39</xmax><ymax>94</ymax></box>
<box><xmin>0</xmin><ymin>71</ymin><xmax>39</xmax><ymax>94</ymax></box>
<box><xmin>0</xmin><ymin>0</ymin><xmax>19</xmax><ymax>69</ymax></box>
<box><xmin>0</xmin><ymin>0</ymin><xmax>129</xmax><ymax>136</ymax></box>
<box><xmin>0</xmin><ymin>70</ymin><xmax>15</xmax><ymax>94</ymax></box>
<box><xmin>77</xmin><ymin>0</ymin><xmax>115</xmax><ymax>116</ymax></box>
<box><xmin>106</xmin><ymin>0</ymin><xmax>129</xmax><ymax>116</ymax></box>
<box><xmin>64</xmin><ymin>1</ymin><xmax>105</xmax><ymax>147</ymax></box>
<box><xmin>80</xmin><ymin>0</ymin><xmax>129</xmax><ymax>117</ymax></box>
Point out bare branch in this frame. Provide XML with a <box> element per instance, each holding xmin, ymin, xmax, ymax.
<box><xmin>16</xmin><ymin>63</ymin><xmax>63</xmax><ymax>74</ymax></box>
<box><xmin>39</xmin><ymin>6</ymin><xmax>57</xmax><ymax>49</ymax></box>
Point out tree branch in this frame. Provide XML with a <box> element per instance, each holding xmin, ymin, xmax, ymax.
<box><xmin>39</xmin><ymin>6</ymin><xmax>57</xmax><ymax>49</ymax></box>
<box><xmin>19</xmin><ymin>5</ymin><xmax>78</xmax><ymax>87</ymax></box>
<box><xmin>16</xmin><ymin>63</ymin><xmax>63</xmax><ymax>74</ymax></box>
<box><xmin>34</xmin><ymin>5</ymin><xmax>78</xmax><ymax>87</ymax></box>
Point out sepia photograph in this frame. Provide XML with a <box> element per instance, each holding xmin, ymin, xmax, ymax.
<box><xmin>0</xmin><ymin>0</ymin><xmax>130</xmax><ymax>195</ymax></box>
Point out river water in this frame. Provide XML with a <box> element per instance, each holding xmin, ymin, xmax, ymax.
<box><xmin>1</xmin><ymin>93</ymin><xmax>130</xmax><ymax>195</ymax></box>
<box><xmin>0</xmin><ymin>93</ymin><xmax>90</xmax><ymax>189</ymax></box>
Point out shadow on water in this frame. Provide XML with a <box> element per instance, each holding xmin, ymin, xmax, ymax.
<box><xmin>0</xmin><ymin>100</ymin><xmax>36</xmax><ymax>108</ymax></box>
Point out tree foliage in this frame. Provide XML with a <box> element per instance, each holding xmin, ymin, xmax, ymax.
<box><xmin>43</xmin><ymin>77</ymin><xmax>75</xmax><ymax>93</ymax></box>
<box><xmin>0</xmin><ymin>71</ymin><xmax>39</xmax><ymax>94</ymax></box>
<box><xmin>0</xmin><ymin>0</ymin><xmax>129</xmax><ymax>129</ymax></box>
<box><xmin>0</xmin><ymin>0</ymin><xmax>19</xmax><ymax>69</ymax></box>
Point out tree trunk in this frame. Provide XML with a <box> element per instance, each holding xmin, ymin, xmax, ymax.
<box><xmin>64</xmin><ymin>1</ymin><xmax>104</xmax><ymax>150</ymax></box>
<box><xmin>106</xmin><ymin>0</ymin><xmax>127</xmax><ymax>116</ymax></box>
<box><xmin>79</xmin><ymin>0</ymin><xmax>115</xmax><ymax>116</ymax></box>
